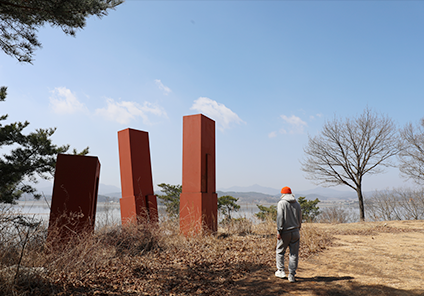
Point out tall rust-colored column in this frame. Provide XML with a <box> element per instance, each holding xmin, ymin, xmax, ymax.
<box><xmin>118</xmin><ymin>128</ymin><xmax>158</xmax><ymax>225</ymax></box>
<box><xmin>180</xmin><ymin>114</ymin><xmax>217</xmax><ymax>235</ymax></box>
<box><xmin>47</xmin><ymin>154</ymin><xmax>100</xmax><ymax>241</ymax></box>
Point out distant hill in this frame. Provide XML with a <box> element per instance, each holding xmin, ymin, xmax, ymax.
<box><xmin>219</xmin><ymin>184</ymin><xmax>280</xmax><ymax>196</ymax></box>
<box><xmin>22</xmin><ymin>182</ymin><xmax>370</xmax><ymax>205</ymax></box>
<box><xmin>100</xmin><ymin>192</ymin><xmax>122</xmax><ymax>199</ymax></box>
<box><xmin>217</xmin><ymin>191</ymin><xmax>279</xmax><ymax>204</ymax></box>
<box><xmin>216</xmin><ymin>191</ymin><xmax>359</xmax><ymax>205</ymax></box>
<box><xmin>218</xmin><ymin>184</ymin><xmax>368</xmax><ymax>201</ymax></box>
<box><xmin>216</xmin><ymin>186</ymin><xmax>374</xmax><ymax>204</ymax></box>
<box><xmin>217</xmin><ymin>185</ymin><xmax>364</xmax><ymax>204</ymax></box>
<box><xmin>97</xmin><ymin>195</ymin><xmax>120</xmax><ymax>202</ymax></box>
<box><xmin>298</xmin><ymin>187</ymin><xmax>374</xmax><ymax>201</ymax></box>
<box><xmin>98</xmin><ymin>184</ymin><xmax>121</xmax><ymax>195</ymax></box>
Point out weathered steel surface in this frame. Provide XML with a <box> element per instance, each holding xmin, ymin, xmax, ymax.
<box><xmin>180</xmin><ymin>114</ymin><xmax>217</xmax><ymax>235</ymax></box>
<box><xmin>118</xmin><ymin>128</ymin><xmax>158</xmax><ymax>225</ymax></box>
<box><xmin>48</xmin><ymin>154</ymin><xmax>100</xmax><ymax>241</ymax></box>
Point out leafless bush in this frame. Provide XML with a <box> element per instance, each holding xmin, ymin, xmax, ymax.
<box><xmin>252</xmin><ymin>216</ymin><xmax>276</xmax><ymax>237</ymax></box>
<box><xmin>220</xmin><ymin>217</ymin><xmax>253</xmax><ymax>236</ymax></box>
<box><xmin>300</xmin><ymin>224</ymin><xmax>333</xmax><ymax>256</ymax></box>
<box><xmin>318</xmin><ymin>206</ymin><xmax>357</xmax><ymax>224</ymax></box>
<box><xmin>0</xmin><ymin>207</ymin><xmax>45</xmax><ymax>265</ymax></box>
<box><xmin>365</xmin><ymin>187</ymin><xmax>424</xmax><ymax>221</ymax></box>
<box><xmin>103</xmin><ymin>222</ymin><xmax>163</xmax><ymax>257</ymax></box>
<box><xmin>0</xmin><ymin>205</ymin><xmax>48</xmax><ymax>295</ymax></box>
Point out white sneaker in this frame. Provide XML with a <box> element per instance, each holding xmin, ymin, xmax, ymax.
<box><xmin>288</xmin><ymin>274</ymin><xmax>296</xmax><ymax>282</ymax></box>
<box><xmin>275</xmin><ymin>270</ymin><xmax>286</xmax><ymax>278</ymax></box>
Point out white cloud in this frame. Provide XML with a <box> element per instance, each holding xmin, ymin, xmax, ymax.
<box><xmin>49</xmin><ymin>87</ymin><xmax>87</xmax><ymax>114</ymax></box>
<box><xmin>310</xmin><ymin>113</ymin><xmax>323</xmax><ymax>120</ymax></box>
<box><xmin>95</xmin><ymin>98</ymin><xmax>167</xmax><ymax>125</ymax></box>
<box><xmin>155</xmin><ymin>79</ymin><xmax>172</xmax><ymax>95</ymax></box>
<box><xmin>190</xmin><ymin>97</ymin><xmax>245</xmax><ymax>131</ymax></box>
<box><xmin>280</xmin><ymin>115</ymin><xmax>307</xmax><ymax>134</ymax></box>
<box><xmin>268</xmin><ymin>131</ymin><xmax>277</xmax><ymax>138</ymax></box>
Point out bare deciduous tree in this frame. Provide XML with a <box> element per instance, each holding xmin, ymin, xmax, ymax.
<box><xmin>398</xmin><ymin>119</ymin><xmax>424</xmax><ymax>185</ymax></box>
<box><xmin>365</xmin><ymin>187</ymin><xmax>424</xmax><ymax>221</ymax></box>
<box><xmin>301</xmin><ymin>108</ymin><xmax>401</xmax><ymax>221</ymax></box>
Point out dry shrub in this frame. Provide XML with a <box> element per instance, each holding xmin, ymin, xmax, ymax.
<box><xmin>319</xmin><ymin>206</ymin><xmax>357</xmax><ymax>224</ymax></box>
<box><xmin>252</xmin><ymin>214</ymin><xmax>277</xmax><ymax>237</ymax></box>
<box><xmin>0</xmin><ymin>212</ymin><xmax>333</xmax><ymax>296</ymax></box>
<box><xmin>299</xmin><ymin>224</ymin><xmax>333</xmax><ymax>257</ymax></box>
<box><xmin>219</xmin><ymin>217</ymin><xmax>253</xmax><ymax>236</ymax></box>
<box><xmin>100</xmin><ymin>221</ymin><xmax>162</xmax><ymax>257</ymax></box>
<box><xmin>0</xmin><ymin>205</ymin><xmax>50</xmax><ymax>296</ymax></box>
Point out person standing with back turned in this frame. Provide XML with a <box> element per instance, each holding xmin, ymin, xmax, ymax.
<box><xmin>275</xmin><ymin>186</ymin><xmax>302</xmax><ymax>283</ymax></box>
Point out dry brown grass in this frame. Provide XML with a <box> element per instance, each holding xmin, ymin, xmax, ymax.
<box><xmin>2</xmin><ymin>211</ymin><xmax>421</xmax><ymax>296</ymax></box>
<box><xmin>0</xmin><ymin>213</ymin><xmax>333</xmax><ymax>296</ymax></box>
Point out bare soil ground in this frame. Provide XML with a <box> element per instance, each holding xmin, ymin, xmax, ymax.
<box><xmin>233</xmin><ymin>220</ymin><xmax>424</xmax><ymax>296</ymax></box>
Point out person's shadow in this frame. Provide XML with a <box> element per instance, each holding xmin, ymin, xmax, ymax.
<box><xmin>295</xmin><ymin>275</ymin><xmax>354</xmax><ymax>282</ymax></box>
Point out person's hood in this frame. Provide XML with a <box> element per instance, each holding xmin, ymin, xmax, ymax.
<box><xmin>280</xmin><ymin>193</ymin><xmax>296</xmax><ymax>203</ymax></box>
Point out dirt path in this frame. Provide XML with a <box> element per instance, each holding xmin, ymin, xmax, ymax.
<box><xmin>232</xmin><ymin>220</ymin><xmax>424</xmax><ymax>296</ymax></box>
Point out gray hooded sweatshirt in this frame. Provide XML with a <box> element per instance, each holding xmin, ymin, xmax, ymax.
<box><xmin>276</xmin><ymin>193</ymin><xmax>302</xmax><ymax>233</ymax></box>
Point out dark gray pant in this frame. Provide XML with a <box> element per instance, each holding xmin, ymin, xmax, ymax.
<box><xmin>276</xmin><ymin>230</ymin><xmax>300</xmax><ymax>275</ymax></box>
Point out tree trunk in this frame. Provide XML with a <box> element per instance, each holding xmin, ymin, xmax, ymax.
<box><xmin>356</xmin><ymin>187</ymin><xmax>365</xmax><ymax>221</ymax></box>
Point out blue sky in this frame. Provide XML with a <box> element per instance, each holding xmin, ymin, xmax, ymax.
<box><xmin>0</xmin><ymin>1</ymin><xmax>423</xmax><ymax>194</ymax></box>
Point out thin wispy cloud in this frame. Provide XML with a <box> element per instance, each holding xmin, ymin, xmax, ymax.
<box><xmin>309</xmin><ymin>113</ymin><xmax>323</xmax><ymax>120</ymax></box>
<box><xmin>49</xmin><ymin>87</ymin><xmax>88</xmax><ymax>114</ymax></box>
<box><xmin>279</xmin><ymin>114</ymin><xmax>308</xmax><ymax>134</ymax></box>
<box><xmin>268</xmin><ymin>131</ymin><xmax>277</xmax><ymax>138</ymax></box>
<box><xmin>190</xmin><ymin>97</ymin><xmax>245</xmax><ymax>131</ymax></box>
<box><xmin>155</xmin><ymin>79</ymin><xmax>172</xmax><ymax>95</ymax></box>
<box><xmin>95</xmin><ymin>99</ymin><xmax>167</xmax><ymax>125</ymax></box>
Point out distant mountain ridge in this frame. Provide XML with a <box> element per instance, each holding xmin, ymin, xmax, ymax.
<box><xmin>218</xmin><ymin>184</ymin><xmax>365</xmax><ymax>202</ymax></box>
<box><xmin>27</xmin><ymin>182</ymin><xmax>367</xmax><ymax>204</ymax></box>
<box><xmin>217</xmin><ymin>191</ymin><xmax>279</xmax><ymax>204</ymax></box>
<box><xmin>219</xmin><ymin>184</ymin><xmax>280</xmax><ymax>195</ymax></box>
<box><xmin>217</xmin><ymin>185</ymin><xmax>375</xmax><ymax>204</ymax></box>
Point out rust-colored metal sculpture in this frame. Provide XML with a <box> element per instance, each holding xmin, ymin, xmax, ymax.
<box><xmin>180</xmin><ymin>114</ymin><xmax>218</xmax><ymax>235</ymax></box>
<box><xmin>47</xmin><ymin>154</ymin><xmax>100</xmax><ymax>241</ymax></box>
<box><xmin>118</xmin><ymin>128</ymin><xmax>158</xmax><ymax>225</ymax></box>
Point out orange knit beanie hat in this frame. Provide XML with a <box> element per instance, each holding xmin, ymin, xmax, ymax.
<box><xmin>281</xmin><ymin>186</ymin><xmax>292</xmax><ymax>194</ymax></box>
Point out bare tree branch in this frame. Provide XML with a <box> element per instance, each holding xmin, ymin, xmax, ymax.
<box><xmin>398</xmin><ymin>118</ymin><xmax>424</xmax><ymax>185</ymax></box>
<box><xmin>0</xmin><ymin>0</ymin><xmax>123</xmax><ymax>63</ymax></box>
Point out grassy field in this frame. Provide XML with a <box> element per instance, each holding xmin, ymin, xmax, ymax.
<box><xmin>0</xmin><ymin>212</ymin><xmax>422</xmax><ymax>295</ymax></box>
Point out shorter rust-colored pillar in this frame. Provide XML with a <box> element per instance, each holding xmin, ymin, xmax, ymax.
<box><xmin>118</xmin><ymin>128</ymin><xmax>158</xmax><ymax>225</ymax></box>
<box><xmin>180</xmin><ymin>114</ymin><xmax>218</xmax><ymax>235</ymax></box>
<box><xmin>47</xmin><ymin>154</ymin><xmax>100</xmax><ymax>242</ymax></box>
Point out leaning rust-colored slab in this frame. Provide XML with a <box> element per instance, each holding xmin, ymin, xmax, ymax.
<box><xmin>180</xmin><ymin>114</ymin><xmax>217</xmax><ymax>235</ymax></box>
<box><xmin>118</xmin><ymin>128</ymin><xmax>158</xmax><ymax>225</ymax></box>
<box><xmin>47</xmin><ymin>154</ymin><xmax>100</xmax><ymax>242</ymax></box>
